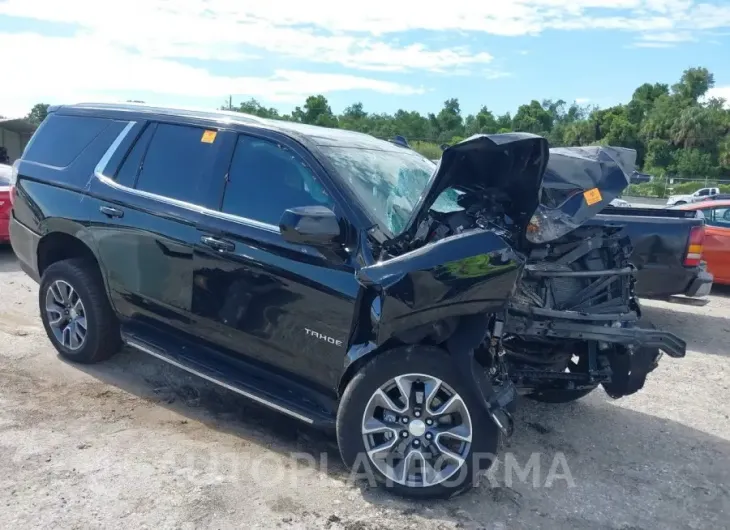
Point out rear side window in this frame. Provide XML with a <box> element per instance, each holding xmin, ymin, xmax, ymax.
<box><xmin>134</xmin><ymin>123</ymin><xmax>219</xmax><ymax>204</ymax></box>
<box><xmin>115</xmin><ymin>123</ymin><xmax>157</xmax><ymax>187</ymax></box>
<box><xmin>23</xmin><ymin>115</ymin><xmax>110</xmax><ymax>167</ymax></box>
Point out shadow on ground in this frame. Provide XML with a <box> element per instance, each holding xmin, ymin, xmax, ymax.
<box><xmin>70</xmin><ymin>345</ymin><xmax>730</xmax><ymax>530</ymax></box>
<box><xmin>642</xmin><ymin>304</ymin><xmax>730</xmax><ymax>357</ymax></box>
<box><xmin>0</xmin><ymin>246</ymin><xmax>20</xmax><ymax>273</ymax></box>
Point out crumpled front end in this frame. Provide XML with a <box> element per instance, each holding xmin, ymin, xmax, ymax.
<box><xmin>504</xmin><ymin>219</ymin><xmax>685</xmax><ymax>400</ymax></box>
<box><xmin>527</xmin><ymin>146</ymin><xmax>637</xmax><ymax>244</ymax></box>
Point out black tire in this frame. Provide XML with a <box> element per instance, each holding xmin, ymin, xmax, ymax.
<box><xmin>39</xmin><ymin>258</ymin><xmax>122</xmax><ymax>364</ymax></box>
<box><xmin>674</xmin><ymin>201</ymin><xmax>687</xmax><ymax>205</ymax></box>
<box><xmin>337</xmin><ymin>345</ymin><xmax>501</xmax><ymax>499</ymax></box>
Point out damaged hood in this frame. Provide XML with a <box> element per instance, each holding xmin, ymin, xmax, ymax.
<box><xmin>401</xmin><ymin>133</ymin><xmax>550</xmax><ymax>237</ymax></box>
<box><xmin>529</xmin><ymin>145</ymin><xmax>636</xmax><ymax>244</ymax></box>
<box><xmin>399</xmin><ymin>134</ymin><xmax>635</xmax><ymax>245</ymax></box>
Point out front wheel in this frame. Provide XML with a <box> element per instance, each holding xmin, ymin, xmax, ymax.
<box><xmin>337</xmin><ymin>346</ymin><xmax>500</xmax><ymax>499</ymax></box>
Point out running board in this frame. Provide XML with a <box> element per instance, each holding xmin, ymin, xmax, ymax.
<box><xmin>121</xmin><ymin>331</ymin><xmax>337</xmax><ymax>428</ymax></box>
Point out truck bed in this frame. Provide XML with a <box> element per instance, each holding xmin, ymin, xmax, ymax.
<box><xmin>587</xmin><ymin>206</ymin><xmax>710</xmax><ymax>299</ymax></box>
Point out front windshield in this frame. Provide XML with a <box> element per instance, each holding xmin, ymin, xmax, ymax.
<box><xmin>320</xmin><ymin>146</ymin><xmax>461</xmax><ymax>234</ymax></box>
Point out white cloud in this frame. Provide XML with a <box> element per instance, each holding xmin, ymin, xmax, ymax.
<box><xmin>2</xmin><ymin>0</ymin><xmax>730</xmax><ymax>115</ymax></box>
<box><xmin>631</xmin><ymin>41</ymin><xmax>676</xmax><ymax>47</ymax></box>
<box><xmin>575</xmin><ymin>98</ymin><xmax>591</xmax><ymax>104</ymax></box>
<box><xmin>2</xmin><ymin>1</ymin><xmax>730</xmax><ymax>71</ymax></box>
<box><xmin>0</xmin><ymin>33</ymin><xmax>424</xmax><ymax>118</ymax></box>
<box><xmin>706</xmin><ymin>86</ymin><xmax>730</xmax><ymax>107</ymax></box>
<box><xmin>631</xmin><ymin>29</ymin><xmax>697</xmax><ymax>46</ymax></box>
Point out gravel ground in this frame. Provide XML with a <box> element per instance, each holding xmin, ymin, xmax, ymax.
<box><xmin>0</xmin><ymin>246</ymin><xmax>728</xmax><ymax>529</ymax></box>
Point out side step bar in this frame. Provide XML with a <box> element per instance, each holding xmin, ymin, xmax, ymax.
<box><xmin>122</xmin><ymin>332</ymin><xmax>336</xmax><ymax>428</ymax></box>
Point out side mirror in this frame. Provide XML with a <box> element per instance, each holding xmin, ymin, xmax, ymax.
<box><xmin>279</xmin><ymin>206</ymin><xmax>346</xmax><ymax>260</ymax></box>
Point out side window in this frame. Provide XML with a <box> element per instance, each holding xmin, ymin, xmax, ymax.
<box><xmin>23</xmin><ymin>115</ymin><xmax>110</xmax><ymax>167</ymax></box>
<box><xmin>708</xmin><ymin>207</ymin><xmax>730</xmax><ymax>227</ymax></box>
<box><xmin>221</xmin><ymin>135</ymin><xmax>334</xmax><ymax>226</ymax></box>
<box><xmin>115</xmin><ymin>123</ymin><xmax>157</xmax><ymax>187</ymax></box>
<box><xmin>697</xmin><ymin>189</ymin><xmax>709</xmax><ymax>196</ymax></box>
<box><xmin>134</xmin><ymin>123</ymin><xmax>219</xmax><ymax>204</ymax></box>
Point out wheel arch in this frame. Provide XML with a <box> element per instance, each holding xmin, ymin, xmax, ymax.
<box><xmin>338</xmin><ymin>312</ymin><xmax>493</xmax><ymax>397</ymax></box>
<box><xmin>35</xmin><ymin>221</ymin><xmax>113</xmax><ymax>300</ymax></box>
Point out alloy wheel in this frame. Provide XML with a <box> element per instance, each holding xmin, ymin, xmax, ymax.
<box><xmin>45</xmin><ymin>279</ymin><xmax>88</xmax><ymax>351</ymax></box>
<box><xmin>361</xmin><ymin>373</ymin><xmax>472</xmax><ymax>488</ymax></box>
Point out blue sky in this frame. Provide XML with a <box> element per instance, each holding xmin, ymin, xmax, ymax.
<box><xmin>1</xmin><ymin>0</ymin><xmax>729</xmax><ymax>118</ymax></box>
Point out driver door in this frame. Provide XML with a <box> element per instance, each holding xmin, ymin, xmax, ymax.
<box><xmin>191</xmin><ymin>131</ymin><xmax>360</xmax><ymax>391</ymax></box>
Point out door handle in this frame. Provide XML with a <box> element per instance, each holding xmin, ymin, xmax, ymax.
<box><xmin>99</xmin><ymin>205</ymin><xmax>124</xmax><ymax>218</ymax></box>
<box><xmin>200</xmin><ymin>235</ymin><xmax>235</xmax><ymax>252</ymax></box>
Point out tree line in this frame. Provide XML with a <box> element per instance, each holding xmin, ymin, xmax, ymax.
<box><xmin>222</xmin><ymin>67</ymin><xmax>730</xmax><ymax>195</ymax></box>
<box><xmin>21</xmin><ymin>67</ymin><xmax>730</xmax><ymax>195</ymax></box>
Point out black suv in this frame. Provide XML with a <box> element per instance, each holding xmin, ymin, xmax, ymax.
<box><xmin>9</xmin><ymin>103</ymin><xmax>685</xmax><ymax>498</ymax></box>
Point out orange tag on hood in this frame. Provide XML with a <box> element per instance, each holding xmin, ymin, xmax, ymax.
<box><xmin>584</xmin><ymin>188</ymin><xmax>602</xmax><ymax>206</ymax></box>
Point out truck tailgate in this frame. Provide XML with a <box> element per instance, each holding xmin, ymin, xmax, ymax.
<box><xmin>586</xmin><ymin>208</ymin><xmax>706</xmax><ymax>298</ymax></box>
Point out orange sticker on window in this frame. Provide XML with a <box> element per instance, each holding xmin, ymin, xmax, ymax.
<box><xmin>201</xmin><ymin>130</ymin><xmax>217</xmax><ymax>143</ymax></box>
<box><xmin>584</xmin><ymin>188</ymin><xmax>602</xmax><ymax>206</ymax></box>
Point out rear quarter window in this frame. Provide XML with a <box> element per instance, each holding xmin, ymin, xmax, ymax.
<box><xmin>23</xmin><ymin>114</ymin><xmax>111</xmax><ymax>168</ymax></box>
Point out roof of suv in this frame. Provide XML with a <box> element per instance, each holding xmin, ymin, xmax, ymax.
<box><xmin>59</xmin><ymin>102</ymin><xmax>411</xmax><ymax>153</ymax></box>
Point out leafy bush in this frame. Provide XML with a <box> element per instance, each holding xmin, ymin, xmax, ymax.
<box><xmin>411</xmin><ymin>141</ymin><xmax>443</xmax><ymax>160</ymax></box>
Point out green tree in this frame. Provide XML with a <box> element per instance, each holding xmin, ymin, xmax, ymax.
<box><xmin>672</xmin><ymin>67</ymin><xmax>714</xmax><ymax>102</ymax></box>
<box><xmin>464</xmin><ymin>106</ymin><xmax>499</xmax><ymax>136</ymax></box>
<box><xmin>292</xmin><ymin>95</ymin><xmax>338</xmax><ymax>128</ymax></box>
<box><xmin>512</xmin><ymin>100</ymin><xmax>553</xmax><ymax>135</ymax></box>
<box><xmin>217</xmin><ymin>65</ymin><xmax>730</xmax><ymax>185</ymax></box>
<box><xmin>232</xmin><ymin>98</ymin><xmax>280</xmax><ymax>119</ymax></box>
<box><xmin>26</xmin><ymin>103</ymin><xmax>50</xmax><ymax>126</ymax></box>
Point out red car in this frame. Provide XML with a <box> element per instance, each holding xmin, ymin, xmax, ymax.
<box><xmin>677</xmin><ymin>199</ymin><xmax>730</xmax><ymax>285</ymax></box>
<box><xmin>0</xmin><ymin>164</ymin><xmax>12</xmax><ymax>243</ymax></box>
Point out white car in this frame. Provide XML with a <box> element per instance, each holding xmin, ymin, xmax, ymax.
<box><xmin>609</xmin><ymin>198</ymin><xmax>631</xmax><ymax>207</ymax></box>
<box><xmin>665</xmin><ymin>187</ymin><xmax>719</xmax><ymax>206</ymax></box>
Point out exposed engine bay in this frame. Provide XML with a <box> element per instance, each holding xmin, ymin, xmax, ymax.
<box><xmin>363</xmin><ymin>136</ymin><xmax>687</xmax><ymax>437</ymax></box>
<box><xmin>386</xmin><ymin>185</ymin><xmax>680</xmax><ymax>404</ymax></box>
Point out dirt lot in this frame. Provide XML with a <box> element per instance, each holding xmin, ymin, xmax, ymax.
<box><xmin>0</xmin><ymin>246</ymin><xmax>728</xmax><ymax>529</ymax></box>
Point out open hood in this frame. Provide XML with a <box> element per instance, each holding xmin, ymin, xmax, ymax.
<box><xmin>398</xmin><ymin>135</ymin><xmax>636</xmax><ymax>246</ymax></box>
<box><xmin>528</xmin><ymin>146</ymin><xmax>636</xmax><ymax>244</ymax></box>
<box><xmin>401</xmin><ymin>133</ymin><xmax>549</xmax><ymax>238</ymax></box>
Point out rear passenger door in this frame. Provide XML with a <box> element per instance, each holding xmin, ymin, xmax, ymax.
<box><xmin>88</xmin><ymin>120</ymin><xmax>231</xmax><ymax>333</ymax></box>
<box><xmin>191</xmin><ymin>131</ymin><xmax>360</xmax><ymax>391</ymax></box>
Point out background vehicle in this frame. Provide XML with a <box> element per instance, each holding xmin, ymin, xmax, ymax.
<box><xmin>674</xmin><ymin>200</ymin><xmax>730</xmax><ymax>285</ymax></box>
<box><xmin>0</xmin><ymin>163</ymin><xmax>12</xmax><ymax>243</ymax></box>
<box><xmin>594</xmin><ymin>206</ymin><xmax>712</xmax><ymax>299</ymax></box>
<box><xmin>666</xmin><ymin>186</ymin><xmax>719</xmax><ymax>206</ymax></box>
<box><xmin>609</xmin><ymin>198</ymin><xmax>630</xmax><ymax>207</ymax></box>
<box><xmin>9</xmin><ymin>104</ymin><xmax>685</xmax><ymax>499</ymax></box>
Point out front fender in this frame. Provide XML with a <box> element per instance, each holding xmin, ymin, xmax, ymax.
<box><xmin>357</xmin><ymin>229</ymin><xmax>524</xmax><ymax>345</ymax></box>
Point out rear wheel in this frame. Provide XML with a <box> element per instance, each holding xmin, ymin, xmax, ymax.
<box><xmin>337</xmin><ymin>346</ymin><xmax>500</xmax><ymax>499</ymax></box>
<box><xmin>39</xmin><ymin>258</ymin><xmax>122</xmax><ymax>363</ymax></box>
